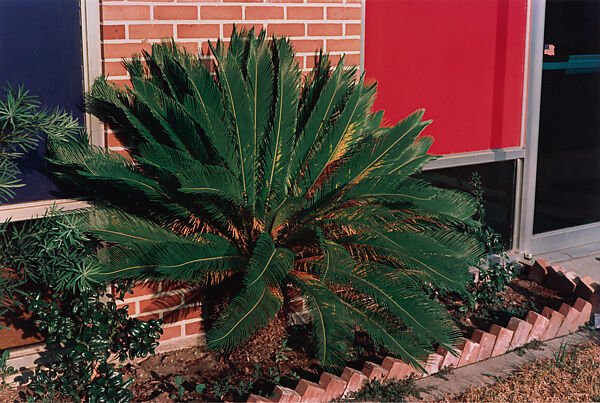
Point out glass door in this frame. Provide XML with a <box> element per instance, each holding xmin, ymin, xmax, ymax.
<box><xmin>530</xmin><ymin>0</ymin><xmax>600</xmax><ymax>253</ymax></box>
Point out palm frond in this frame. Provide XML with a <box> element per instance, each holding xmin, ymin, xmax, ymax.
<box><xmin>206</xmin><ymin>285</ymin><xmax>282</xmax><ymax>352</ymax></box>
<box><xmin>288</xmin><ymin>272</ymin><xmax>353</xmax><ymax>369</ymax></box>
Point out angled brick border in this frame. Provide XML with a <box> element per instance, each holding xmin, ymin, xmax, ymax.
<box><xmin>248</xmin><ymin>258</ymin><xmax>600</xmax><ymax>402</ymax></box>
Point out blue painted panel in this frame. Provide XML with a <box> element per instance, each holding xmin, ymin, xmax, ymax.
<box><xmin>0</xmin><ymin>0</ymin><xmax>83</xmax><ymax>204</ymax></box>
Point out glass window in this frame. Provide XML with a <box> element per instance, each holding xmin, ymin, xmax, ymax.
<box><xmin>416</xmin><ymin>161</ymin><xmax>517</xmax><ymax>245</ymax></box>
<box><xmin>0</xmin><ymin>0</ymin><xmax>84</xmax><ymax>204</ymax></box>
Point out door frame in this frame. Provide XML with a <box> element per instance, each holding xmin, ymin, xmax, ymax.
<box><xmin>516</xmin><ymin>0</ymin><xmax>600</xmax><ymax>255</ymax></box>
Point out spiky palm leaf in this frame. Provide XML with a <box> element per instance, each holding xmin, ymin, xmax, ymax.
<box><xmin>48</xmin><ymin>29</ymin><xmax>483</xmax><ymax>370</ymax></box>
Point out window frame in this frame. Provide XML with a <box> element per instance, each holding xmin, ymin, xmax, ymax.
<box><xmin>0</xmin><ymin>0</ymin><xmax>102</xmax><ymax>222</ymax></box>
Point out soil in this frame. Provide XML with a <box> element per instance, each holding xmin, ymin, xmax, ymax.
<box><xmin>125</xmin><ymin>315</ymin><xmax>322</xmax><ymax>402</ymax></box>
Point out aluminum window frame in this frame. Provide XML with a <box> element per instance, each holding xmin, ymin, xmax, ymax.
<box><xmin>0</xmin><ymin>0</ymin><xmax>101</xmax><ymax>222</ymax></box>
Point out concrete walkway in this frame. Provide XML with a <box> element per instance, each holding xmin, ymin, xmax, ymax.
<box><xmin>532</xmin><ymin>241</ymin><xmax>600</xmax><ymax>281</ymax></box>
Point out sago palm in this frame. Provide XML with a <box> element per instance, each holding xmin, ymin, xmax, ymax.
<box><xmin>48</xmin><ymin>29</ymin><xmax>483</xmax><ymax>370</ymax></box>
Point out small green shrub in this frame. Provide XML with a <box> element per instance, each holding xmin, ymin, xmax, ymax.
<box><xmin>0</xmin><ymin>212</ymin><xmax>162</xmax><ymax>402</ymax></box>
<box><xmin>0</xmin><ymin>349</ymin><xmax>16</xmax><ymax>388</ymax></box>
<box><xmin>335</xmin><ymin>375</ymin><xmax>427</xmax><ymax>402</ymax></box>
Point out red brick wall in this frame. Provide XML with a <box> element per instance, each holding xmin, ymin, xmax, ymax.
<box><xmin>100</xmin><ymin>0</ymin><xmax>362</xmax><ymax>345</ymax></box>
<box><xmin>100</xmin><ymin>0</ymin><xmax>363</xmax><ymax>152</ymax></box>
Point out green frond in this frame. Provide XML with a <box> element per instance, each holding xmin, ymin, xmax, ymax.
<box><xmin>258</xmin><ymin>38</ymin><xmax>301</xmax><ymax>218</ymax></box>
<box><xmin>206</xmin><ymin>286</ymin><xmax>282</xmax><ymax>353</ymax></box>
<box><xmin>346</xmin><ymin>230</ymin><xmax>473</xmax><ymax>291</ymax></box>
<box><xmin>209</xmin><ymin>36</ymin><xmax>256</xmax><ymax>209</ymax></box>
<box><xmin>287</xmin><ymin>60</ymin><xmax>347</xmax><ymax>196</ymax></box>
<box><xmin>289</xmin><ymin>273</ymin><xmax>353</xmax><ymax>369</ymax></box>
<box><xmin>93</xmin><ymin>233</ymin><xmax>243</xmax><ymax>282</ymax></box>
<box><xmin>244</xmin><ymin>233</ymin><xmax>294</xmax><ymax>288</ymax></box>
<box><xmin>339</xmin><ymin>295</ymin><xmax>430</xmax><ymax>372</ymax></box>
<box><xmin>81</xmin><ymin>208</ymin><xmax>194</xmax><ymax>245</ymax></box>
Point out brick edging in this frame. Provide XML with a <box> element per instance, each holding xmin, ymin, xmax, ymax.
<box><xmin>248</xmin><ymin>259</ymin><xmax>600</xmax><ymax>402</ymax></box>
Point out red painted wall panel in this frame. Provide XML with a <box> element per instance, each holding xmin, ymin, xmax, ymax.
<box><xmin>365</xmin><ymin>0</ymin><xmax>528</xmax><ymax>155</ymax></box>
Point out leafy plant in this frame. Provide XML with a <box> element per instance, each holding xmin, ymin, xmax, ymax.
<box><xmin>48</xmin><ymin>29</ymin><xmax>483</xmax><ymax>369</ymax></box>
<box><xmin>0</xmin><ymin>349</ymin><xmax>16</xmax><ymax>388</ymax></box>
<box><xmin>0</xmin><ymin>85</ymin><xmax>78</xmax><ymax>203</ymax></box>
<box><xmin>0</xmin><ymin>212</ymin><xmax>162</xmax><ymax>402</ymax></box>
<box><xmin>335</xmin><ymin>375</ymin><xmax>427</xmax><ymax>402</ymax></box>
<box><xmin>444</xmin><ymin>171</ymin><xmax>520</xmax><ymax>317</ymax></box>
<box><xmin>275</xmin><ymin>338</ymin><xmax>293</xmax><ymax>363</ymax></box>
<box><xmin>212</xmin><ymin>374</ymin><xmax>255</xmax><ymax>401</ymax></box>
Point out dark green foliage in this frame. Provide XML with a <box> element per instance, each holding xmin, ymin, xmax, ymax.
<box><xmin>48</xmin><ymin>29</ymin><xmax>483</xmax><ymax>369</ymax></box>
<box><xmin>335</xmin><ymin>375</ymin><xmax>427</xmax><ymax>402</ymax></box>
<box><xmin>432</xmin><ymin>171</ymin><xmax>521</xmax><ymax>319</ymax></box>
<box><xmin>0</xmin><ymin>212</ymin><xmax>161</xmax><ymax>402</ymax></box>
<box><xmin>0</xmin><ymin>349</ymin><xmax>16</xmax><ymax>388</ymax></box>
<box><xmin>0</xmin><ymin>86</ymin><xmax>79</xmax><ymax>202</ymax></box>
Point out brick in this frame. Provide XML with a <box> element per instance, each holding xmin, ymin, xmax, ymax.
<box><xmin>340</xmin><ymin>367</ymin><xmax>367</xmax><ymax>396</ymax></box>
<box><xmin>437</xmin><ymin>346</ymin><xmax>461</xmax><ymax>369</ymax></box>
<box><xmin>272</xmin><ymin>385</ymin><xmax>301</xmax><ymax>403</ymax></box>
<box><xmin>248</xmin><ymin>395</ymin><xmax>271</xmax><ymax>403</ymax></box>
<box><xmin>101</xmin><ymin>25</ymin><xmax>126</xmax><ymax>40</ymax></box>
<box><xmin>184</xmin><ymin>320</ymin><xmax>203</xmax><ymax>335</ymax></box>
<box><xmin>295</xmin><ymin>379</ymin><xmax>325</xmax><ymax>403</ymax></box>
<box><xmin>104</xmin><ymin>61</ymin><xmax>127</xmax><ymax>77</ymax></box>
<box><xmin>326</xmin><ymin>6</ymin><xmax>362</xmax><ymax>20</ymax></box>
<box><xmin>326</xmin><ymin>38</ymin><xmax>360</xmax><ymax>52</ymax></box>
<box><xmin>177</xmin><ymin>24</ymin><xmax>219</xmax><ymax>39</ymax></box>
<box><xmin>167</xmin><ymin>305</ymin><xmax>202</xmax><ymax>323</ymax></box>
<box><xmin>574</xmin><ymin>276</ymin><xmax>600</xmax><ymax>300</ymax></box>
<box><xmin>200</xmin><ymin>5</ymin><xmax>242</xmax><ymax>20</ymax></box>
<box><xmin>246</xmin><ymin>6</ymin><xmax>284</xmax><ymax>20</ymax></box>
<box><xmin>292</xmin><ymin>39</ymin><xmax>323</xmax><ymax>53</ymax></box>
<box><xmin>308</xmin><ymin>23</ymin><xmax>342</xmax><ymax>36</ymax></box>
<box><xmin>541</xmin><ymin>306</ymin><xmax>565</xmax><ymax>340</ymax></box>
<box><xmin>489</xmin><ymin>324</ymin><xmax>514</xmax><ymax>357</ymax></box>
<box><xmin>557</xmin><ymin>303</ymin><xmax>580</xmax><ymax>336</ymax></box>
<box><xmin>590</xmin><ymin>294</ymin><xmax>600</xmax><ymax>314</ymax></box>
<box><xmin>287</xmin><ymin>7</ymin><xmax>324</xmax><ymax>20</ymax></box>
<box><xmin>381</xmin><ymin>357</ymin><xmax>418</xmax><ymax>380</ymax></box>
<box><xmin>308</xmin><ymin>0</ymin><xmax>344</xmax><ymax>2</ymax></box>
<box><xmin>126</xmin><ymin>282</ymin><xmax>161</xmax><ymax>299</ymax></box>
<box><xmin>471</xmin><ymin>329</ymin><xmax>496</xmax><ymax>361</ymax></box>
<box><xmin>154</xmin><ymin>5</ymin><xmax>197</xmax><ymax>20</ymax></box>
<box><xmin>139</xmin><ymin>294</ymin><xmax>182</xmax><ymax>314</ymax></box>
<box><xmin>457</xmin><ymin>339</ymin><xmax>480</xmax><ymax>367</ymax></box>
<box><xmin>129</xmin><ymin>24</ymin><xmax>173</xmax><ymax>40</ymax></box>
<box><xmin>543</xmin><ymin>264</ymin><xmax>569</xmax><ymax>290</ymax></box>
<box><xmin>507</xmin><ymin>317</ymin><xmax>533</xmax><ymax>349</ymax></box>
<box><xmin>319</xmin><ymin>372</ymin><xmax>346</xmax><ymax>402</ymax></box>
<box><xmin>361</xmin><ymin>361</ymin><xmax>389</xmax><ymax>380</ymax></box>
<box><xmin>223</xmin><ymin>23</ymin><xmax>264</xmax><ymax>37</ymax></box>
<box><xmin>528</xmin><ymin>258</ymin><xmax>549</xmax><ymax>284</ymax></box>
<box><xmin>345</xmin><ymin>23</ymin><xmax>361</xmax><ymax>36</ymax></box>
<box><xmin>135</xmin><ymin>313</ymin><xmax>160</xmax><ymax>322</ymax></box>
<box><xmin>423</xmin><ymin>353</ymin><xmax>443</xmax><ymax>375</ymax></box>
<box><xmin>573</xmin><ymin>298</ymin><xmax>592</xmax><ymax>327</ymax></box>
<box><xmin>101</xmin><ymin>5</ymin><xmax>150</xmax><ymax>20</ymax></box>
<box><xmin>267</xmin><ymin>23</ymin><xmax>305</xmax><ymax>37</ymax></box>
<box><xmin>525</xmin><ymin>311</ymin><xmax>550</xmax><ymax>342</ymax></box>
<box><xmin>159</xmin><ymin>325</ymin><xmax>182</xmax><ymax>341</ymax></box>
<box><xmin>103</xmin><ymin>43</ymin><xmax>152</xmax><ymax>59</ymax></box>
